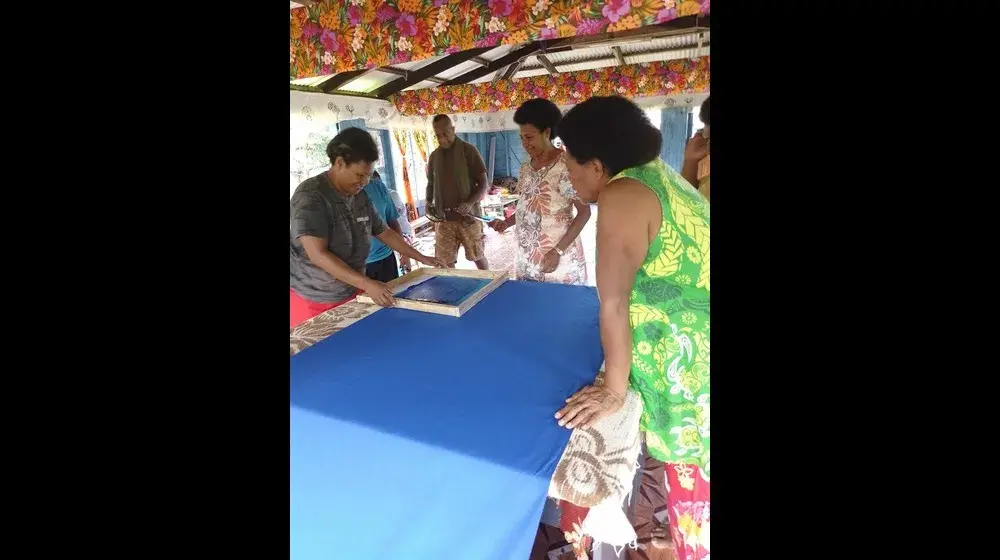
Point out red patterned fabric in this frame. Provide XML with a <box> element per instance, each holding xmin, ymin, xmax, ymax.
<box><xmin>663</xmin><ymin>463</ymin><xmax>710</xmax><ymax>560</ymax></box>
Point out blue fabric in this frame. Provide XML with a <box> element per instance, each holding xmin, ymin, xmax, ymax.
<box><xmin>362</xmin><ymin>177</ymin><xmax>399</xmax><ymax>264</ymax></box>
<box><xmin>659</xmin><ymin>107</ymin><xmax>691</xmax><ymax>173</ymax></box>
<box><xmin>337</xmin><ymin>118</ymin><xmax>366</xmax><ymax>132</ymax></box>
<box><xmin>374</xmin><ymin>128</ymin><xmax>396</xmax><ymax>192</ymax></box>
<box><xmin>290</xmin><ymin>281</ymin><xmax>604</xmax><ymax>560</ymax></box>
<box><xmin>395</xmin><ymin>276</ymin><xmax>490</xmax><ymax>305</ymax></box>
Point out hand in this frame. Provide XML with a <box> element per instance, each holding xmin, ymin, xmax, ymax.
<box><xmin>489</xmin><ymin>218</ymin><xmax>510</xmax><ymax>233</ymax></box>
<box><xmin>541</xmin><ymin>249</ymin><xmax>561</xmax><ymax>273</ymax></box>
<box><xmin>684</xmin><ymin>131</ymin><xmax>709</xmax><ymax>163</ymax></box>
<box><xmin>443</xmin><ymin>209</ymin><xmax>472</xmax><ymax>223</ymax></box>
<box><xmin>555</xmin><ymin>384</ymin><xmax>624</xmax><ymax>429</ymax></box>
<box><xmin>362</xmin><ymin>279</ymin><xmax>395</xmax><ymax>307</ymax></box>
<box><xmin>417</xmin><ymin>254</ymin><xmax>447</xmax><ymax>268</ymax></box>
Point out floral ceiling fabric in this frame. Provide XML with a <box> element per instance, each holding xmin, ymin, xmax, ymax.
<box><xmin>392</xmin><ymin>57</ymin><xmax>709</xmax><ymax>115</ymax></box>
<box><xmin>290</xmin><ymin>0</ymin><xmax>710</xmax><ymax>79</ymax></box>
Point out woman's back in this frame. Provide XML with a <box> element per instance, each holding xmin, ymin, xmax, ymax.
<box><xmin>613</xmin><ymin>157</ymin><xmax>710</xmax><ymax>474</ymax></box>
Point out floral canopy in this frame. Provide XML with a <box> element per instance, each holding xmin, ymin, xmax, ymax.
<box><xmin>290</xmin><ymin>0</ymin><xmax>710</xmax><ymax>80</ymax></box>
<box><xmin>392</xmin><ymin>56</ymin><xmax>708</xmax><ymax>115</ymax></box>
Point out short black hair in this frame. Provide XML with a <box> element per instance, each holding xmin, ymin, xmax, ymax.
<box><xmin>326</xmin><ymin>127</ymin><xmax>378</xmax><ymax>166</ymax></box>
<box><xmin>513</xmin><ymin>98</ymin><xmax>562</xmax><ymax>139</ymax></box>
<box><xmin>700</xmin><ymin>96</ymin><xmax>710</xmax><ymax>126</ymax></box>
<box><xmin>558</xmin><ymin>96</ymin><xmax>661</xmax><ymax>177</ymax></box>
<box><xmin>432</xmin><ymin>114</ymin><xmax>451</xmax><ymax>124</ymax></box>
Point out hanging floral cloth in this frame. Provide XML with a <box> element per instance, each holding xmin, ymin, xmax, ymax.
<box><xmin>391</xmin><ymin>129</ymin><xmax>418</xmax><ymax>221</ymax></box>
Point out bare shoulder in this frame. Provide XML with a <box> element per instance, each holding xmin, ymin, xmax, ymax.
<box><xmin>600</xmin><ymin>178</ymin><xmax>659</xmax><ymax>211</ymax></box>
<box><xmin>599</xmin><ymin>178</ymin><xmax>661</xmax><ymax>236</ymax></box>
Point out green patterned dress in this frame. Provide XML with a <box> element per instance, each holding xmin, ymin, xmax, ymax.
<box><xmin>611</xmin><ymin>158</ymin><xmax>710</xmax><ymax>478</ymax></box>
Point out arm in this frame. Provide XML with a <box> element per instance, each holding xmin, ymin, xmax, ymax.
<box><xmin>425</xmin><ymin>159</ymin><xmax>435</xmax><ymax>209</ymax></box>
<box><xmin>299</xmin><ymin>236</ymin><xmax>374</xmax><ymax>290</ymax></box>
<box><xmin>291</xmin><ymin>191</ymin><xmax>375</xmax><ymax>291</ymax></box>
<box><xmin>388</xmin><ymin>218</ymin><xmax>404</xmax><ymax>237</ymax></box>
<box><xmin>681</xmin><ymin>132</ymin><xmax>709</xmax><ymax>188</ymax></box>
<box><xmin>554</xmin><ymin>200</ymin><xmax>592</xmax><ymax>252</ymax></box>
<box><xmin>375</xmin><ymin>228</ymin><xmax>426</xmax><ymax>262</ymax></box>
<box><xmin>464</xmin><ymin>144</ymin><xmax>489</xmax><ymax>204</ymax></box>
<box><xmin>595</xmin><ymin>180</ymin><xmax>660</xmax><ymax>396</ymax></box>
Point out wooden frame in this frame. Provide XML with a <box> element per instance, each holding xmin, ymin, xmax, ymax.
<box><xmin>357</xmin><ymin>267</ymin><xmax>508</xmax><ymax>317</ymax></box>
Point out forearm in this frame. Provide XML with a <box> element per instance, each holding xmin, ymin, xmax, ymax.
<box><xmin>681</xmin><ymin>159</ymin><xmax>700</xmax><ymax>188</ymax></box>
<box><xmin>465</xmin><ymin>174</ymin><xmax>489</xmax><ymax>204</ymax></box>
<box><xmin>555</xmin><ymin>207</ymin><xmax>590</xmax><ymax>251</ymax></box>
<box><xmin>389</xmin><ymin>219</ymin><xmax>404</xmax><ymax>237</ymax></box>
<box><xmin>598</xmin><ymin>297</ymin><xmax>632</xmax><ymax>396</ymax></box>
<box><xmin>306</xmin><ymin>249</ymin><xmax>371</xmax><ymax>290</ymax></box>
<box><xmin>377</xmin><ymin>229</ymin><xmax>423</xmax><ymax>260</ymax></box>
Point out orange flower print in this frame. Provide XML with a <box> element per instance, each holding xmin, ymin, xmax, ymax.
<box><xmin>318</xmin><ymin>8</ymin><xmax>339</xmax><ymax>31</ymax></box>
<box><xmin>398</xmin><ymin>0</ymin><xmax>421</xmax><ymax>14</ymax></box>
<box><xmin>678</xmin><ymin>0</ymin><xmax>702</xmax><ymax>16</ymax></box>
<box><xmin>608</xmin><ymin>13</ymin><xmax>640</xmax><ymax>31</ymax></box>
<box><xmin>290</xmin><ymin>17</ymin><xmax>303</xmax><ymax>40</ymax></box>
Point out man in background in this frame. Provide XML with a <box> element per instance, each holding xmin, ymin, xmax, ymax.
<box><xmin>681</xmin><ymin>96</ymin><xmax>710</xmax><ymax>201</ymax></box>
<box><xmin>426</xmin><ymin>114</ymin><xmax>490</xmax><ymax>270</ymax></box>
<box><xmin>363</xmin><ymin>170</ymin><xmax>405</xmax><ymax>282</ymax></box>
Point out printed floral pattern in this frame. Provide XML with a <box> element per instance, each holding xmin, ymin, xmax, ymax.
<box><xmin>291</xmin><ymin>0</ymin><xmax>710</xmax><ymax>79</ymax></box>
<box><xmin>514</xmin><ymin>153</ymin><xmax>587</xmax><ymax>284</ymax></box>
<box><xmin>393</xmin><ymin>57</ymin><xmax>709</xmax><ymax>115</ymax></box>
<box><xmin>663</xmin><ymin>462</ymin><xmax>710</xmax><ymax>560</ymax></box>
<box><xmin>617</xmin><ymin>158</ymin><xmax>709</xmax><ymax>478</ymax></box>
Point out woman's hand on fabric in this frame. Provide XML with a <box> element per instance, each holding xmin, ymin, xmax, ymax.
<box><xmin>555</xmin><ymin>385</ymin><xmax>624</xmax><ymax>429</ymax></box>
<box><xmin>684</xmin><ymin>131</ymin><xmax>709</xmax><ymax>163</ymax></box>
<box><xmin>541</xmin><ymin>249</ymin><xmax>561</xmax><ymax>273</ymax></box>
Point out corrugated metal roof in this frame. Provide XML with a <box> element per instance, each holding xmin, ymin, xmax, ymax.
<box><xmin>337</xmin><ymin>70</ymin><xmax>401</xmax><ymax>93</ymax></box>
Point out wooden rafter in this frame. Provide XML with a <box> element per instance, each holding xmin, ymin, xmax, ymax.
<box><xmin>612</xmin><ymin>46</ymin><xmax>625</xmax><ymax>66</ymax></box>
<box><xmin>372</xmin><ymin>47</ymin><xmax>493</xmax><ymax>98</ymax></box>
<box><xmin>446</xmin><ymin>39</ymin><xmax>567</xmax><ymax>85</ymax></box>
<box><xmin>319</xmin><ymin>69</ymin><xmax>372</xmax><ymax>93</ymax></box>
<box><xmin>537</xmin><ymin>54</ymin><xmax>559</xmax><ymax>75</ymax></box>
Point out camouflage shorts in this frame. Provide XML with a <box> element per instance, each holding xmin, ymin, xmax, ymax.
<box><xmin>434</xmin><ymin>220</ymin><xmax>485</xmax><ymax>264</ymax></box>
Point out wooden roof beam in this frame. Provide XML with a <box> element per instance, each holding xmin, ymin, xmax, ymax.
<box><xmin>373</xmin><ymin>47</ymin><xmax>493</xmax><ymax>98</ymax></box>
<box><xmin>319</xmin><ymin>69</ymin><xmax>371</xmax><ymax>93</ymax></box>
<box><xmin>446</xmin><ymin>39</ymin><xmax>567</xmax><ymax>85</ymax></box>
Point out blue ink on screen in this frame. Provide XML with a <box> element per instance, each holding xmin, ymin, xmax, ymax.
<box><xmin>395</xmin><ymin>276</ymin><xmax>491</xmax><ymax>306</ymax></box>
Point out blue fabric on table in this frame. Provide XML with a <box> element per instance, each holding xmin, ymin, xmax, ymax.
<box><xmin>290</xmin><ymin>281</ymin><xmax>604</xmax><ymax>560</ymax></box>
<box><xmin>394</xmin><ymin>276</ymin><xmax>490</xmax><ymax>305</ymax></box>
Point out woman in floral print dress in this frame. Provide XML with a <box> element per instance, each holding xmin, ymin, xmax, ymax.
<box><xmin>489</xmin><ymin>99</ymin><xmax>591</xmax><ymax>284</ymax></box>
<box><xmin>555</xmin><ymin>97</ymin><xmax>710</xmax><ymax>560</ymax></box>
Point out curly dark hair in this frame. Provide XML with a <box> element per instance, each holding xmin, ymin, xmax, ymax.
<box><xmin>513</xmin><ymin>98</ymin><xmax>563</xmax><ymax>140</ymax></box>
<box><xmin>558</xmin><ymin>96</ymin><xmax>661</xmax><ymax>177</ymax></box>
<box><xmin>326</xmin><ymin>127</ymin><xmax>379</xmax><ymax>166</ymax></box>
<box><xmin>700</xmin><ymin>96</ymin><xmax>710</xmax><ymax>126</ymax></box>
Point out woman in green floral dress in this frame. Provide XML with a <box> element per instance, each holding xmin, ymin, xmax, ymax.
<box><xmin>554</xmin><ymin>97</ymin><xmax>710</xmax><ymax>560</ymax></box>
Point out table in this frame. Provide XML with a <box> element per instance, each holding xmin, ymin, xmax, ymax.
<box><xmin>290</xmin><ymin>281</ymin><xmax>604</xmax><ymax>559</ymax></box>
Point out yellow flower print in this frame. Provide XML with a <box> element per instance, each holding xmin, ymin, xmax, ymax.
<box><xmin>686</xmin><ymin>246</ymin><xmax>701</xmax><ymax>263</ymax></box>
<box><xmin>653</xmin><ymin>378</ymin><xmax>667</xmax><ymax>392</ymax></box>
<box><xmin>681</xmin><ymin>312</ymin><xmax>697</xmax><ymax>325</ymax></box>
<box><xmin>637</xmin><ymin>341</ymin><xmax>652</xmax><ymax>355</ymax></box>
<box><xmin>608</xmin><ymin>14</ymin><xmax>640</xmax><ymax>31</ymax></box>
<box><xmin>674</xmin><ymin>274</ymin><xmax>691</xmax><ymax>285</ymax></box>
<box><xmin>503</xmin><ymin>30</ymin><xmax>529</xmax><ymax>45</ymax></box>
<box><xmin>675</xmin><ymin>425</ymin><xmax>700</xmax><ymax>448</ymax></box>
<box><xmin>678</xmin><ymin>1</ymin><xmax>702</xmax><ymax>17</ymax></box>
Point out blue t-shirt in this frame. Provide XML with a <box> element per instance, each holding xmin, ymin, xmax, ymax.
<box><xmin>363</xmin><ymin>177</ymin><xmax>400</xmax><ymax>264</ymax></box>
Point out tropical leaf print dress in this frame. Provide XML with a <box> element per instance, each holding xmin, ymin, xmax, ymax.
<box><xmin>612</xmin><ymin>158</ymin><xmax>710</xmax><ymax>477</ymax></box>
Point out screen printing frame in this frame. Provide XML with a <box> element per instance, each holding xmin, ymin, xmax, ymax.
<box><xmin>356</xmin><ymin>267</ymin><xmax>509</xmax><ymax>317</ymax></box>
